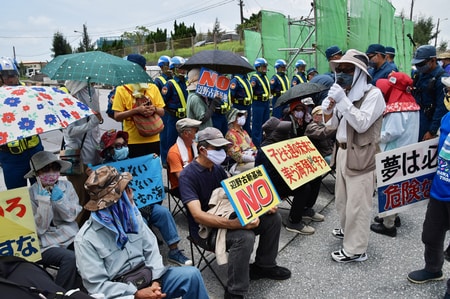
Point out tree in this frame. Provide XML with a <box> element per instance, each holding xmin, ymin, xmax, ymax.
<box><xmin>235</xmin><ymin>11</ymin><xmax>262</xmax><ymax>34</ymax></box>
<box><xmin>76</xmin><ymin>24</ymin><xmax>95</xmax><ymax>52</ymax></box>
<box><xmin>171</xmin><ymin>21</ymin><xmax>196</xmax><ymax>40</ymax></box>
<box><xmin>51</xmin><ymin>31</ymin><xmax>72</xmax><ymax>57</ymax></box>
<box><xmin>413</xmin><ymin>16</ymin><xmax>435</xmax><ymax>47</ymax></box>
<box><xmin>438</xmin><ymin>41</ymin><xmax>448</xmax><ymax>52</ymax></box>
<box><xmin>207</xmin><ymin>18</ymin><xmax>225</xmax><ymax>42</ymax></box>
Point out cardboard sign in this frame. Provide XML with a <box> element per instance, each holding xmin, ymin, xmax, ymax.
<box><xmin>375</xmin><ymin>139</ymin><xmax>438</xmax><ymax>217</ymax></box>
<box><xmin>221</xmin><ymin>165</ymin><xmax>281</xmax><ymax>226</ymax></box>
<box><xmin>196</xmin><ymin>67</ymin><xmax>230</xmax><ymax>101</ymax></box>
<box><xmin>90</xmin><ymin>155</ymin><xmax>165</xmax><ymax>208</ymax></box>
<box><xmin>261</xmin><ymin>136</ymin><xmax>331</xmax><ymax>190</ymax></box>
<box><xmin>0</xmin><ymin>187</ymin><xmax>41</xmax><ymax>262</ymax></box>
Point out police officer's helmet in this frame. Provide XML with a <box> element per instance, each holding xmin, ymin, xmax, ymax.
<box><xmin>295</xmin><ymin>59</ymin><xmax>306</xmax><ymax>68</ymax></box>
<box><xmin>275</xmin><ymin>59</ymin><xmax>287</xmax><ymax>69</ymax></box>
<box><xmin>254</xmin><ymin>58</ymin><xmax>268</xmax><ymax>69</ymax></box>
<box><xmin>158</xmin><ymin>55</ymin><xmax>171</xmax><ymax>67</ymax></box>
<box><xmin>0</xmin><ymin>57</ymin><xmax>19</xmax><ymax>78</ymax></box>
<box><xmin>169</xmin><ymin>56</ymin><xmax>185</xmax><ymax>70</ymax></box>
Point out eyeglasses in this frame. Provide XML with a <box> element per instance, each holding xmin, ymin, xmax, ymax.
<box><xmin>335</xmin><ymin>66</ymin><xmax>355</xmax><ymax>74</ymax></box>
<box><xmin>39</xmin><ymin>162</ymin><xmax>61</xmax><ymax>173</ymax></box>
<box><xmin>114</xmin><ymin>142</ymin><xmax>127</xmax><ymax>149</ymax></box>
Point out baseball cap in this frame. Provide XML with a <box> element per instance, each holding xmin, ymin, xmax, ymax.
<box><xmin>385</xmin><ymin>47</ymin><xmax>396</xmax><ymax>55</ymax></box>
<box><xmin>366</xmin><ymin>44</ymin><xmax>386</xmax><ymax>55</ymax></box>
<box><xmin>411</xmin><ymin>45</ymin><xmax>437</xmax><ymax>65</ymax></box>
<box><xmin>196</xmin><ymin>127</ymin><xmax>231</xmax><ymax>147</ymax></box>
<box><xmin>176</xmin><ymin>118</ymin><xmax>202</xmax><ymax>133</ymax></box>
<box><xmin>127</xmin><ymin>54</ymin><xmax>146</xmax><ymax>69</ymax></box>
<box><xmin>325</xmin><ymin>46</ymin><xmax>342</xmax><ymax>61</ymax></box>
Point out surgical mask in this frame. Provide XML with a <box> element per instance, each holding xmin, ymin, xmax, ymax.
<box><xmin>368</xmin><ymin>61</ymin><xmax>377</xmax><ymax>68</ymax></box>
<box><xmin>438</xmin><ymin>60</ymin><xmax>443</xmax><ymax>67</ymax></box>
<box><xmin>207</xmin><ymin>149</ymin><xmax>227</xmax><ymax>165</ymax></box>
<box><xmin>114</xmin><ymin>146</ymin><xmax>129</xmax><ymax>161</ymax></box>
<box><xmin>416</xmin><ymin>63</ymin><xmax>431</xmax><ymax>74</ymax></box>
<box><xmin>294</xmin><ymin>111</ymin><xmax>304</xmax><ymax>119</ymax></box>
<box><xmin>335</xmin><ymin>73</ymin><xmax>354</xmax><ymax>89</ymax></box>
<box><xmin>38</xmin><ymin>171</ymin><xmax>59</xmax><ymax>186</ymax></box>
<box><xmin>237</xmin><ymin>116</ymin><xmax>246</xmax><ymax>126</ymax></box>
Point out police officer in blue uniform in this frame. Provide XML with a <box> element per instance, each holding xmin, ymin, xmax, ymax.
<box><xmin>270</xmin><ymin>59</ymin><xmax>290</xmax><ymax>119</ymax></box>
<box><xmin>411</xmin><ymin>45</ymin><xmax>449</xmax><ymax>141</ymax></box>
<box><xmin>366</xmin><ymin>44</ymin><xmax>397</xmax><ymax>85</ymax></box>
<box><xmin>385</xmin><ymin>47</ymin><xmax>399</xmax><ymax>72</ymax></box>
<box><xmin>229</xmin><ymin>72</ymin><xmax>253</xmax><ymax>135</ymax></box>
<box><xmin>291</xmin><ymin>59</ymin><xmax>308</xmax><ymax>86</ymax></box>
<box><xmin>250</xmin><ymin>58</ymin><xmax>271</xmax><ymax>147</ymax></box>
<box><xmin>160</xmin><ymin>56</ymin><xmax>188</xmax><ymax>164</ymax></box>
<box><xmin>154</xmin><ymin>55</ymin><xmax>172</xmax><ymax>92</ymax></box>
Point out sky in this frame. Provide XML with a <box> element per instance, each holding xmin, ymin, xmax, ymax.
<box><xmin>1</xmin><ymin>0</ymin><xmax>449</xmax><ymax>63</ymax></box>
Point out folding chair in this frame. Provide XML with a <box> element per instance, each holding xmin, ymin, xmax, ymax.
<box><xmin>321</xmin><ymin>169</ymin><xmax>336</xmax><ymax>195</ymax></box>
<box><xmin>165</xmin><ymin>166</ymin><xmax>187</xmax><ymax>217</ymax></box>
<box><xmin>187</xmin><ymin>234</ymin><xmax>226</xmax><ymax>289</ymax></box>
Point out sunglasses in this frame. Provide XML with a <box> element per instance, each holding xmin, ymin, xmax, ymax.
<box><xmin>39</xmin><ymin>162</ymin><xmax>61</xmax><ymax>172</ymax></box>
<box><xmin>335</xmin><ymin>66</ymin><xmax>355</xmax><ymax>74</ymax></box>
<box><xmin>415</xmin><ymin>59</ymin><xmax>430</xmax><ymax>68</ymax></box>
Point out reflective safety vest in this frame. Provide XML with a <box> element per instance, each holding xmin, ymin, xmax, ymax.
<box><xmin>169</xmin><ymin>79</ymin><xmax>187</xmax><ymax>118</ymax></box>
<box><xmin>295</xmin><ymin>74</ymin><xmax>306</xmax><ymax>84</ymax></box>
<box><xmin>229</xmin><ymin>76</ymin><xmax>253</xmax><ymax>105</ymax></box>
<box><xmin>275</xmin><ymin>74</ymin><xmax>289</xmax><ymax>93</ymax></box>
<box><xmin>252</xmin><ymin>74</ymin><xmax>270</xmax><ymax>100</ymax></box>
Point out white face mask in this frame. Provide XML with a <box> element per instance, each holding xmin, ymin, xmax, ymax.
<box><xmin>207</xmin><ymin>149</ymin><xmax>227</xmax><ymax>165</ymax></box>
<box><xmin>237</xmin><ymin>116</ymin><xmax>246</xmax><ymax>126</ymax></box>
<box><xmin>294</xmin><ymin>110</ymin><xmax>304</xmax><ymax>119</ymax></box>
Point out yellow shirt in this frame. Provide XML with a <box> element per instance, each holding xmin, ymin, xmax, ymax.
<box><xmin>112</xmin><ymin>83</ymin><xmax>165</xmax><ymax>144</ymax></box>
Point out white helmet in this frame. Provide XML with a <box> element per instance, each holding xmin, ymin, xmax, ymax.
<box><xmin>0</xmin><ymin>57</ymin><xmax>19</xmax><ymax>77</ymax></box>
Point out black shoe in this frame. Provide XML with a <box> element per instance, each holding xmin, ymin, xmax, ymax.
<box><xmin>370</xmin><ymin>223</ymin><xmax>397</xmax><ymax>237</ymax></box>
<box><xmin>224</xmin><ymin>289</ymin><xmax>244</xmax><ymax>299</ymax></box>
<box><xmin>249</xmin><ymin>263</ymin><xmax>291</xmax><ymax>280</ymax></box>
<box><xmin>407</xmin><ymin>269</ymin><xmax>443</xmax><ymax>284</ymax></box>
<box><xmin>445</xmin><ymin>244</ymin><xmax>450</xmax><ymax>262</ymax></box>
<box><xmin>373</xmin><ymin>215</ymin><xmax>401</xmax><ymax>227</ymax></box>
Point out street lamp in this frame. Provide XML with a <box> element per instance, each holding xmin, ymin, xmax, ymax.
<box><xmin>435</xmin><ymin>18</ymin><xmax>448</xmax><ymax>47</ymax></box>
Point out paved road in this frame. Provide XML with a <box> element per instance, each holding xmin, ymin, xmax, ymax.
<box><xmin>1</xmin><ymin>89</ymin><xmax>449</xmax><ymax>299</ymax></box>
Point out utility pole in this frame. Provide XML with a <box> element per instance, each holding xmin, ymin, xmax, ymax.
<box><xmin>239</xmin><ymin>0</ymin><xmax>244</xmax><ymax>25</ymax></box>
<box><xmin>409</xmin><ymin>0</ymin><xmax>414</xmax><ymax>21</ymax></box>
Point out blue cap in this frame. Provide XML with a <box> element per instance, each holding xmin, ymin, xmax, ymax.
<box><xmin>306</xmin><ymin>67</ymin><xmax>318</xmax><ymax>76</ymax></box>
<box><xmin>411</xmin><ymin>45</ymin><xmax>437</xmax><ymax>64</ymax></box>
<box><xmin>385</xmin><ymin>47</ymin><xmax>395</xmax><ymax>55</ymax></box>
<box><xmin>366</xmin><ymin>44</ymin><xmax>385</xmax><ymax>55</ymax></box>
<box><xmin>325</xmin><ymin>46</ymin><xmax>342</xmax><ymax>61</ymax></box>
<box><xmin>127</xmin><ymin>54</ymin><xmax>146</xmax><ymax>69</ymax></box>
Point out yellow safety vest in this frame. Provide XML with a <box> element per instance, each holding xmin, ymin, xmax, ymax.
<box><xmin>252</xmin><ymin>74</ymin><xmax>270</xmax><ymax>100</ymax></box>
<box><xmin>157</xmin><ymin>76</ymin><xmax>167</xmax><ymax>86</ymax></box>
<box><xmin>229</xmin><ymin>76</ymin><xmax>253</xmax><ymax>105</ymax></box>
<box><xmin>275</xmin><ymin>74</ymin><xmax>288</xmax><ymax>93</ymax></box>
<box><xmin>295</xmin><ymin>74</ymin><xmax>306</xmax><ymax>84</ymax></box>
<box><xmin>4</xmin><ymin>135</ymin><xmax>40</xmax><ymax>154</ymax></box>
<box><xmin>169</xmin><ymin>79</ymin><xmax>187</xmax><ymax>118</ymax></box>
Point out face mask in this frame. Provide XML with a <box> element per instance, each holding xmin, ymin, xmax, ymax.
<box><xmin>294</xmin><ymin>111</ymin><xmax>304</xmax><ymax>119</ymax></box>
<box><xmin>114</xmin><ymin>146</ymin><xmax>129</xmax><ymax>161</ymax></box>
<box><xmin>207</xmin><ymin>149</ymin><xmax>227</xmax><ymax>165</ymax></box>
<box><xmin>368</xmin><ymin>61</ymin><xmax>377</xmax><ymax>68</ymax></box>
<box><xmin>416</xmin><ymin>63</ymin><xmax>431</xmax><ymax>74</ymax></box>
<box><xmin>438</xmin><ymin>61</ymin><xmax>443</xmax><ymax>67</ymax></box>
<box><xmin>39</xmin><ymin>172</ymin><xmax>59</xmax><ymax>186</ymax></box>
<box><xmin>237</xmin><ymin>116</ymin><xmax>246</xmax><ymax>126</ymax></box>
<box><xmin>335</xmin><ymin>73</ymin><xmax>354</xmax><ymax>89</ymax></box>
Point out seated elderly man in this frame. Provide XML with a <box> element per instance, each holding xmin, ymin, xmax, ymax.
<box><xmin>75</xmin><ymin>166</ymin><xmax>208</xmax><ymax>299</ymax></box>
<box><xmin>179</xmin><ymin>127</ymin><xmax>291</xmax><ymax>299</ymax></box>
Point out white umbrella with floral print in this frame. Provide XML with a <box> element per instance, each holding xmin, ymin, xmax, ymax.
<box><xmin>0</xmin><ymin>85</ymin><xmax>94</xmax><ymax>146</ymax></box>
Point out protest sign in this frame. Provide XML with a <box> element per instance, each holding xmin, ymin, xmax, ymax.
<box><xmin>196</xmin><ymin>67</ymin><xmax>230</xmax><ymax>102</ymax></box>
<box><xmin>0</xmin><ymin>187</ymin><xmax>41</xmax><ymax>262</ymax></box>
<box><xmin>221</xmin><ymin>165</ymin><xmax>281</xmax><ymax>226</ymax></box>
<box><xmin>376</xmin><ymin>139</ymin><xmax>438</xmax><ymax>217</ymax></box>
<box><xmin>90</xmin><ymin>155</ymin><xmax>165</xmax><ymax>208</ymax></box>
<box><xmin>261</xmin><ymin>136</ymin><xmax>330</xmax><ymax>190</ymax></box>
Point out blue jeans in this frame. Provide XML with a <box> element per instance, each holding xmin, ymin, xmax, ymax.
<box><xmin>161</xmin><ymin>266</ymin><xmax>209</xmax><ymax>299</ymax></box>
<box><xmin>251</xmin><ymin>100</ymin><xmax>270</xmax><ymax>147</ymax></box>
<box><xmin>41</xmin><ymin>246</ymin><xmax>79</xmax><ymax>290</ymax></box>
<box><xmin>212</xmin><ymin>112</ymin><xmax>228</xmax><ymax>136</ymax></box>
<box><xmin>232</xmin><ymin>103</ymin><xmax>252</xmax><ymax>135</ymax></box>
<box><xmin>140</xmin><ymin>204</ymin><xmax>180</xmax><ymax>246</ymax></box>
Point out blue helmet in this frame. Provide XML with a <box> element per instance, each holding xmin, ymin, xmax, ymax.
<box><xmin>254</xmin><ymin>58</ymin><xmax>268</xmax><ymax>69</ymax></box>
<box><xmin>295</xmin><ymin>59</ymin><xmax>306</xmax><ymax>68</ymax></box>
<box><xmin>0</xmin><ymin>57</ymin><xmax>19</xmax><ymax>78</ymax></box>
<box><xmin>169</xmin><ymin>56</ymin><xmax>185</xmax><ymax>70</ymax></box>
<box><xmin>157</xmin><ymin>55</ymin><xmax>171</xmax><ymax>67</ymax></box>
<box><xmin>274</xmin><ymin>59</ymin><xmax>287</xmax><ymax>69</ymax></box>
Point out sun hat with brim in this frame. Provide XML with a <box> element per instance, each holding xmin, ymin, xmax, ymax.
<box><xmin>196</xmin><ymin>127</ymin><xmax>231</xmax><ymax>147</ymax></box>
<box><xmin>376</xmin><ymin>72</ymin><xmax>420</xmax><ymax>114</ymax></box>
<box><xmin>100</xmin><ymin>130</ymin><xmax>129</xmax><ymax>157</ymax></box>
<box><xmin>411</xmin><ymin>45</ymin><xmax>437</xmax><ymax>65</ymax></box>
<box><xmin>24</xmin><ymin>151</ymin><xmax>72</xmax><ymax>178</ymax></box>
<box><xmin>330</xmin><ymin>49</ymin><xmax>371</xmax><ymax>78</ymax></box>
<box><xmin>366</xmin><ymin>44</ymin><xmax>386</xmax><ymax>55</ymax></box>
<box><xmin>325</xmin><ymin>46</ymin><xmax>342</xmax><ymax>61</ymax></box>
<box><xmin>438</xmin><ymin>52</ymin><xmax>450</xmax><ymax>60</ymax></box>
<box><xmin>176</xmin><ymin>118</ymin><xmax>202</xmax><ymax>133</ymax></box>
<box><xmin>187</xmin><ymin>68</ymin><xmax>200</xmax><ymax>91</ymax></box>
<box><xmin>442</xmin><ymin>77</ymin><xmax>450</xmax><ymax>88</ymax></box>
<box><xmin>84</xmin><ymin>165</ymin><xmax>132</xmax><ymax>211</ymax></box>
<box><xmin>227</xmin><ymin>108</ymin><xmax>247</xmax><ymax>125</ymax></box>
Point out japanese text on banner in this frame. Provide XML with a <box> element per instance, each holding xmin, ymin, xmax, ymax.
<box><xmin>221</xmin><ymin>165</ymin><xmax>281</xmax><ymax>226</ymax></box>
<box><xmin>0</xmin><ymin>187</ymin><xmax>41</xmax><ymax>262</ymax></box>
<box><xmin>90</xmin><ymin>155</ymin><xmax>165</xmax><ymax>208</ymax></box>
<box><xmin>261</xmin><ymin>136</ymin><xmax>330</xmax><ymax>190</ymax></box>
<box><xmin>375</xmin><ymin>139</ymin><xmax>438</xmax><ymax>217</ymax></box>
<box><xmin>196</xmin><ymin>67</ymin><xmax>230</xmax><ymax>101</ymax></box>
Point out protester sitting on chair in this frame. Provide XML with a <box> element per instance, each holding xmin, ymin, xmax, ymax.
<box><xmin>179</xmin><ymin>127</ymin><xmax>291</xmax><ymax>299</ymax></box>
<box><xmin>167</xmin><ymin>118</ymin><xmax>202</xmax><ymax>198</ymax></box>
<box><xmin>75</xmin><ymin>166</ymin><xmax>208</xmax><ymax>299</ymax></box>
<box><xmin>97</xmin><ymin>129</ymin><xmax>192</xmax><ymax>267</ymax></box>
<box><xmin>305</xmin><ymin>106</ymin><xmax>336</xmax><ymax>165</ymax></box>
<box><xmin>25</xmin><ymin>151</ymin><xmax>82</xmax><ymax>290</ymax></box>
<box><xmin>225</xmin><ymin>108</ymin><xmax>257</xmax><ymax>175</ymax></box>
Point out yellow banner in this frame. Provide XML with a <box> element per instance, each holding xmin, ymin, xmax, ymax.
<box><xmin>0</xmin><ymin>187</ymin><xmax>41</xmax><ymax>262</ymax></box>
<box><xmin>261</xmin><ymin>136</ymin><xmax>331</xmax><ymax>190</ymax></box>
<box><xmin>221</xmin><ymin>165</ymin><xmax>281</xmax><ymax>226</ymax></box>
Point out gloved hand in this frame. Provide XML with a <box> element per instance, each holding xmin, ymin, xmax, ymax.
<box><xmin>38</xmin><ymin>187</ymin><xmax>50</xmax><ymax>197</ymax></box>
<box><xmin>321</xmin><ymin>97</ymin><xmax>334</xmax><ymax>115</ymax></box>
<box><xmin>50</xmin><ymin>185</ymin><xmax>64</xmax><ymax>201</ymax></box>
<box><xmin>328</xmin><ymin>83</ymin><xmax>346</xmax><ymax>103</ymax></box>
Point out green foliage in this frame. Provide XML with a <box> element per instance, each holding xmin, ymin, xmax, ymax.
<box><xmin>207</xmin><ymin>18</ymin><xmax>226</xmax><ymax>42</ymax></box>
<box><xmin>438</xmin><ymin>41</ymin><xmax>448</xmax><ymax>52</ymax></box>
<box><xmin>76</xmin><ymin>24</ymin><xmax>95</xmax><ymax>52</ymax></box>
<box><xmin>171</xmin><ymin>21</ymin><xmax>197</xmax><ymax>40</ymax></box>
<box><xmin>413</xmin><ymin>15</ymin><xmax>435</xmax><ymax>46</ymax></box>
<box><xmin>51</xmin><ymin>31</ymin><xmax>72</xmax><ymax>57</ymax></box>
<box><xmin>236</xmin><ymin>12</ymin><xmax>261</xmax><ymax>33</ymax></box>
